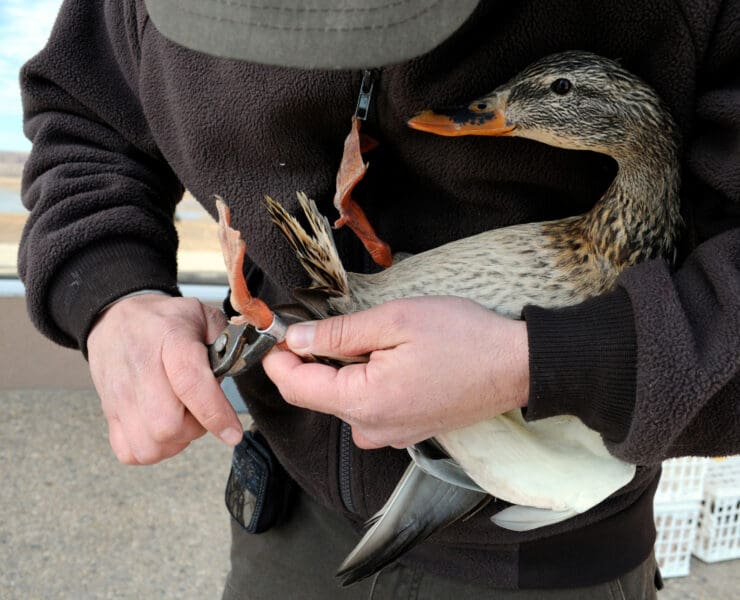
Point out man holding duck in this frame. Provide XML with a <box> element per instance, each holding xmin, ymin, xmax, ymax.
<box><xmin>19</xmin><ymin>0</ymin><xmax>739</xmax><ymax>598</ymax></box>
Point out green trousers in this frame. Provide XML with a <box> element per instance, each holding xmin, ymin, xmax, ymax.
<box><xmin>222</xmin><ymin>491</ymin><xmax>660</xmax><ymax>600</ymax></box>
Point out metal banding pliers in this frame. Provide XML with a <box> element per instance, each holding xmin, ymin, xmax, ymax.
<box><xmin>208</xmin><ymin>313</ymin><xmax>289</xmax><ymax>379</ymax></box>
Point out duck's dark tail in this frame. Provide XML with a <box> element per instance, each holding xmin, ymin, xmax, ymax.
<box><xmin>336</xmin><ymin>461</ymin><xmax>489</xmax><ymax>587</ymax></box>
<box><xmin>264</xmin><ymin>192</ymin><xmax>352</xmax><ymax>311</ymax></box>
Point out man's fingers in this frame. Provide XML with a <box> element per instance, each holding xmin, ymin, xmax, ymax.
<box><xmin>161</xmin><ymin>331</ymin><xmax>242</xmax><ymax>446</ymax></box>
<box><xmin>262</xmin><ymin>349</ymin><xmax>343</xmax><ymax>411</ymax></box>
<box><xmin>133</xmin><ymin>369</ymin><xmax>208</xmax><ymax>444</ymax></box>
<box><xmin>285</xmin><ymin>301</ymin><xmax>409</xmax><ymax>358</ymax></box>
<box><xmin>111</xmin><ymin>410</ymin><xmax>195</xmax><ymax>465</ymax></box>
<box><xmin>263</xmin><ymin>348</ymin><xmax>369</xmax><ymax>421</ymax></box>
<box><xmin>108</xmin><ymin>417</ymin><xmax>138</xmax><ymax>465</ymax></box>
<box><xmin>351</xmin><ymin>428</ymin><xmax>384</xmax><ymax>450</ymax></box>
<box><xmin>142</xmin><ymin>403</ymin><xmax>207</xmax><ymax>445</ymax></box>
<box><xmin>123</xmin><ymin>426</ymin><xmax>190</xmax><ymax>464</ymax></box>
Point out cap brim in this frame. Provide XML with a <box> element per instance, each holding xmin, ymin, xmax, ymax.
<box><xmin>144</xmin><ymin>0</ymin><xmax>479</xmax><ymax>69</ymax></box>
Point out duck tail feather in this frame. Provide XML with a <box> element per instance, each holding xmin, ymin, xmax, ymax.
<box><xmin>491</xmin><ymin>504</ymin><xmax>578</xmax><ymax>532</ymax></box>
<box><xmin>264</xmin><ymin>193</ymin><xmax>351</xmax><ymax>300</ymax></box>
<box><xmin>336</xmin><ymin>462</ymin><xmax>489</xmax><ymax>587</ymax></box>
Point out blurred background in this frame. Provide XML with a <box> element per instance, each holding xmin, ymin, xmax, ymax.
<box><xmin>0</xmin><ymin>1</ymin><xmax>737</xmax><ymax>598</ymax></box>
<box><xmin>0</xmin><ymin>0</ymin><xmax>227</xmax><ymax>387</ymax></box>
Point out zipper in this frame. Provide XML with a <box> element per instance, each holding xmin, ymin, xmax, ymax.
<box><xmin>336</xmin><ymin>69</ymin><xmax>382</xmax><ymax>515</ymax></box>
<box><xmin>338</xmin><ymin>420</ymin><xmax>356</xmax><ymax>513</ymax></box>
<box><xmin>354</xmin><ymin>68</ymin><xmax>377</xmax><ymax>121</ymax></box>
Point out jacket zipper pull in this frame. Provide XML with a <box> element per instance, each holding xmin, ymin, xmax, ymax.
<box><xmin>354</xmin><ymin>69</ymin><xmax>375</xmax><ymax>121</ymax></box>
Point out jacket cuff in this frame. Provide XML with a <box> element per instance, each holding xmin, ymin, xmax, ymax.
<box><xmin>47</xmin><ymin>239</ymin><xmax>181</xmax><ymax>355</ymax></box>
<box><xmin>521</xmin><ymin>287</ymin><xmax>637</xmax><ymax>443</ymax></box>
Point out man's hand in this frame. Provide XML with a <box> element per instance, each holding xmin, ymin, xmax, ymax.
<box><xmin>87</xmin><ymin>294</ymin><xmax>242</xmax><ymax>465</ymax></box>
<box><xmin>262</xmin><ymin>296</ymin><xmax>529</xmax><ymax>449</ymax></box>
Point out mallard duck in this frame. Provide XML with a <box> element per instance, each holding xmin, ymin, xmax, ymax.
<box><xmin>218</xmin><ymin>50</ymin><xmax>681</xmax><ymax>585</ymax></box>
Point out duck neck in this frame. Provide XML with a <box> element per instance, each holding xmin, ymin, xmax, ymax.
<box><xmin>579</xmin><ymin>143</ymin><xmax>681</xmax><ymax>267</ymax></box>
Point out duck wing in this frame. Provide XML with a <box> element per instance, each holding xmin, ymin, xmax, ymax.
<box><xmin>335</xmin><ymin>415</ymin><xmax>634</xmax><ymax>585</ymax></box>
<box><xmin>336</xmin><ymin>447</ymin><xmax>489</xmax><ymax>587</ymax></box>
<box><xmin>437</xmin><ymin>412</ymin><xmax>636</xmax><ymax>526</ymax></box>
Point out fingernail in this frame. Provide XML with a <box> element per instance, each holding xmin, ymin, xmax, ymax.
<box><xmin>219</xmin><ymin>427</ymin><xmax>243</xmax><ymax>446</ymax></box>
<box><xmin>286</xmin><ymin>322</ymin><xmax>316</xmax><ymax>351</ymax></box>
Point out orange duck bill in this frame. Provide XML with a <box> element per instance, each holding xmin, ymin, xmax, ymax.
<box><xmin>408</xmin><ymin>98</ymin><xmax>516</xmax><ymax>137</ymax></box>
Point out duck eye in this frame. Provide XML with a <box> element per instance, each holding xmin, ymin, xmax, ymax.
<box><xmin>476</xmin><ymin>102</ymin><xmax>488</xmax><ymax>110</ymax></box>
<box><xmin>550</xmin><ymin>78</ymin><xmax>572</xmax><ymax>95</ymax></box>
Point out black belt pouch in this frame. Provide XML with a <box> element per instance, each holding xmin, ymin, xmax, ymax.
<box><xmin>225</xmin><ymin>430</ymin><xmax>296</xmax><ymax>533</ymax></box>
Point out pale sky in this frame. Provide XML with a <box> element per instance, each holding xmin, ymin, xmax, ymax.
<box><xmin>0</xmin><ymin>0</ymin><xmax>63</xmax><ymax>152</ymax></box>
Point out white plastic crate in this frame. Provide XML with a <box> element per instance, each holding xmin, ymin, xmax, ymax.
<box><xmin>655</xmin><ymin>457</ymin><xmax>708</xmax><ymax>503</ymax></box>
<box><xmin>653</xmin><ymin>500</ymin><xmax>701</xmax><ymax>577</ymax></box>
<box><xmin>705</xmin><ymin>455</ymin><xmax>740</xmax><ymax>478</ymax></box>
<box><xmin>693</xmin><ymin>457</ymin><xmax>740</xmax><ymax>563</ymax></box>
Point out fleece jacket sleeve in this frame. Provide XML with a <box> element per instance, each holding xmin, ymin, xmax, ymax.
<box><xmin>523</xmin><ymin>0</ymin><xmax>740</xmax><ymax>464</ymax></box>
<box><xmin>18</xmin><ymin>0</ymin><xmax>182</xmax><ymax>352</ymax></box>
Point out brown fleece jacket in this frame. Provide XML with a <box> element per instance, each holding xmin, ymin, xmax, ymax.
<box><xmin>19</xmin><ymin>0</ymin><xmax>740</xmax><ymax>589</ymax></box>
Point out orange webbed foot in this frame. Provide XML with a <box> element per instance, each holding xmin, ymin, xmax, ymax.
<box><xmin>333</xmin><ymin>117</ymin><xmax>392</xmax><ymax>268</ymax></box>
<box><xmin>215</xmin><ymin>197</ymin><xmax>274</xmax><ymax>330</ymax></box>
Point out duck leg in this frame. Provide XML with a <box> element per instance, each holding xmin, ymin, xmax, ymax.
<box><xmin>215</xmin><ymin>196</ymin><xmax>275</xmax><ymax>330</ymax></box>
<box><xmin>333</xmin><ymin>117</ymin><xmax>393</xmax><ymax>268</ymax></box>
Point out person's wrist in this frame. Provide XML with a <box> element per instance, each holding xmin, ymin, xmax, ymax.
<box><xmin>507</xmin><ymin>319</ymin><xmax>530</xmax><ymax>410</ymax></box>
<box><xmin>90</xmin><ymin>290</ymin><xmax>173</xmax><ymax>339</ymax></box>
<box><xmin>98</xmin><ymin>289</ymin><xmax>173</xmax><ymax>315</ymax></box>
<box><xmin>480</xmin><ymin>313</ymin><xmax>529</xmax><ymax>416</ymax></box>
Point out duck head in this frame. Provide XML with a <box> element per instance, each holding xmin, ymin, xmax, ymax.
<box><xmin>408</xmin><ymin>51</ymin><xmax>677</xmax><ymax>162</ymax></box>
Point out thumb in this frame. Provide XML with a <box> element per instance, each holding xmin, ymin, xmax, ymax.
<box><xmin>285</xmin><ymin>304</ymin><xmax>407</xmax><ymax>358</ymax></box>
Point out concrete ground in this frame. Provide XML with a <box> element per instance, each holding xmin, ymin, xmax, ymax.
<box><xmin>0</xmin><ymin>390</ymin><xmax>236</xmax><ymax>599</ymax></box>
<box><xmin>1</xmin><ymin>389</ymin><xmax>738</xmax><ymax>599</ymax></box>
